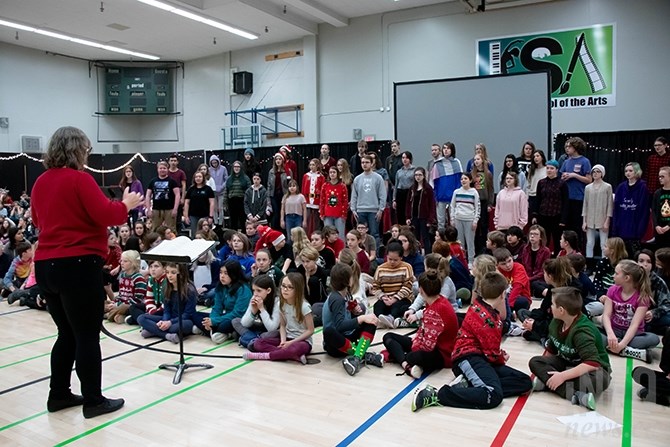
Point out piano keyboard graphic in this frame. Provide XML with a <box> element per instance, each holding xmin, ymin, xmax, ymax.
<box><xmin>489</xmin><ymin>41</ymin><xmax>501</xmax><ymax>74</ymax></box>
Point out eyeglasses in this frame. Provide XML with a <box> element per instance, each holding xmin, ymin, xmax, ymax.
<box><xmin>280</xmin><ymin>284</ymin><xmax>294</xmax><ymax>290</ymax></box>
<box><xmin>654</xmin><ymin>143</ymin><xmax>665</xmax><ymax>147</ymax></box>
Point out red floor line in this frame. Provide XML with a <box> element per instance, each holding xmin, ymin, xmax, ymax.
<box><xmin>490</xmin><ymin>392</ymin><xmax>530</xmax><ymax>447</ymax></box>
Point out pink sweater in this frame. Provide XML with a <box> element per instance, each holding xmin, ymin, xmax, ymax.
<box><xmin>494</xmin><ymin>187</ymin><xmax>528</xmax><ymax>230</ymax></box>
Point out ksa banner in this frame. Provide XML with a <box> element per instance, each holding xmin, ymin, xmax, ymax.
<box><xmin>477</xmin><ymin>24</ymin><xmax>615</xmax><ymax>109</ymax></box>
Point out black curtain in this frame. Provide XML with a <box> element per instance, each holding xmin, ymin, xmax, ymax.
<box><xmin>553</xmin><ymin>129</ymin><xmax>669</xmax><ymax>188</ymax></box>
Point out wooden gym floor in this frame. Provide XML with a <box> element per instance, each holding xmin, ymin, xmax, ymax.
<box><xmin>0</xmin><ymin>300</ymin><xmax>667</xmax><ymax>447</ymax></box>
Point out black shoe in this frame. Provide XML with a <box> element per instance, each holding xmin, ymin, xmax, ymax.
<box><xmin>83</xmin><ymin>397</ymin><xmax>125</xmax><ymax>419</ymax></box>
<box><xmin>47</xmin><ymin>394</ymin><xmax>85</xmax><ymax>412</ymax></box>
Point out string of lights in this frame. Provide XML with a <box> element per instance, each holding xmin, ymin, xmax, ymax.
<box><xmin>554</xmin><ymin>134</ymin><xmax>655</xmax><ymax>153</ymax></box>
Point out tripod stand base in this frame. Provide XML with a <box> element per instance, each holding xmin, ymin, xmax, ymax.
<box><xmin>159</xmin><ymin>362</ymin><xmax>214</xmax><ymax>385</ymax></box>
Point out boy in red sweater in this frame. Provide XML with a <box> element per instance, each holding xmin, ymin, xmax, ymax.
<box><xmin>494</xmin><ymin>247</ymin><xmax>531</xmax><ymax>313</ymax></box>
<box><xmin>412</xmin><ymin>271</ymin><xmax>532</xmax><ymax>411</ymax></box>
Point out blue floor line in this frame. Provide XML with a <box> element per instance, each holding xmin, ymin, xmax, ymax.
<box><xmin>336</xmin><ymin>375</ymin><xmax>427</xmax><ymax>447</ymax></box>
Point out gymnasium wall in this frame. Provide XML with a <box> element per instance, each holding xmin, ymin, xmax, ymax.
<box><xmin>0</xmin><ymin>0</ymin><xmax>668</xmax><ymax>156</ymax></box>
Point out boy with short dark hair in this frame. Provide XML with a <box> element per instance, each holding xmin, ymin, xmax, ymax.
<box><xmin>411</xmin><ymin>271</ymin><xmax>532</xmax><ymax>411</ymax></box>
<box><xmin>529</xmin><ymin>287</ymin><xmax>611</xmax><ymax>411</ymax></box>
<box><xmin>3</xmin><ymin>241</ymin><xmax>33</xmax><ymax>295</ymax></box>
<box><xmin>494</xmin><ymin>247</ymin><xmax>531</xmax><ymax>313</ymax></box>
<box><xmin>485</xmin><ymin>230</ymin><xmax>506</xmax><ymax>255</ymax></box>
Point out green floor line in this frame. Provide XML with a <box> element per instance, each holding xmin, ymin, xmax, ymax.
<box><xmin>0</xmin><ymin>352</ymin><xmax>49</xmax><ymax>369</ymax></box>
<box><xmin>0</xmin><ymin>334</ymin><xmax>57</xmax><ymax>352</ymax></box>
<box><xmin>0</xmin><ymin>340</ymin><xmax>237</xmax><ymax>432</ymax></box>
<box><xmin>53</xmin><ymin>361</ymin><xmax>251</xmax><ymax>446</ymax></box>
<box><xmin>621</xmin><ymin>358</ymin><xmax>633</xmax><ymax>447</ymax></box>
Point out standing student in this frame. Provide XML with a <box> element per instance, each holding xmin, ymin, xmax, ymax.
<box><xmin>349</xmin><ymin>140</ymin><xmax>368</xmax><ymax>177</ymax></box>
<box><xmin>494</xmin><ymin>171</ymin><xmax>528</xmax><ymax>231</ymax></box>
<box><xmin>465</xmin><ymin>143</ymin><xmax>495</xmax><ymax>177</ymax></box>
<box><xmin>145</xmin><ymin>161</ymin><xmax>181</xmax><ymax>232</ymax></box>
<box><xmin>529</xmin><ymin>287</ymin><xmax>611</xmax><ymax>411</ymax></box>
<box><xmin>32</xmin><ymin>127</ymin><xmax>143</xmax><ymax>418</ymax></box>
<box><xmin>498</xmin><ymin>154</ymin><xmax>527</xmax><ymax>193</ymax></box>
<box><xmin>322</xmin><ymin>264</ymin><xmax>383</xmax><ymax>376</ymax></box>
<box><xmin>582</xmin><ymin>164</ymin><xmax>613</xmax><ymax>261</ymax></box>
<box><xmin>516</xmin><ymin>141</ymin><xmax>535</xmax><ymax>179</ymax></box>
<box><xmin>244</xmin><ymin>273</ymin><xmax>315</xmax><ymax>363</ymax></box>
<box><xmin>167</xmin><ymin>154</ymin><xmax>187</xmax><ymax>230</ymax></box>
<box><xmin>118</xmin><ymin>165</ymin><xmax>144</xmax><ymax>225</ymax></box>
<box><xmin>644</xmin><ymin>137</ymin><xmax>670</xmax><ymax>193</ymax></box>
<box><xmin>393</xmin><ymin>151</ymin><xmax>415</xmax><ymax>227</ymax></box>
<box><xmin>386</xmin><ymin>140</ymin><xmax>404</xmax><ymax>199</ymax></box>
<box><xmin>301</xmin><ymin>158</ymin><xmax>325</xmax><ymax>237</ymax></box>
<box><xmin>241</xmin><ymin>148</ymin><xmax>261</xmax><ymax>181</ymax></box>
<box><xmin>320</xmin><ymin>166</ymin><xmax>348</xmax><ymax>241</ymax></box>
<box><xmin>183</xmin><ymin>171</ymin><xmax>215</xmax><ymax>238</ymax></box>
<box><xmin>652</xmin><ymin>166</ymin><xmax>670</xmax><ymax>248</ymax></box>
<box><xmin>471</xmin><ymin>153</ymin><xmax>495</xmax><ymax>255</ymax></box>
<box><xmin>534</xmin><ymin>160</ymin><xmax>569</xmax><ymax>256</ymax></box>
<box><xmin>383</xmin><ymin>270</ymin><xmax>458</xmax><ymax>378</ymax></box>
<box><xmin>525</xmin><ymin>148</ymin><xmax>547</xmax><ymax>211</ymax></box>
<box><xmin>350</xmin><ymin>154</ymin><xmax>386</xmax><ymax>248</ymax></box>
<box><xmin>319</xmin><ymin>144</ymin><xmax>337</xmax><ymax>174</ymax></box>
<box><xmin>559</xmin><ymin>137</ymin><xmax>592</xmax><ymax>247</ymax></box>
<box><xmin>411</xmin><ymin>272</ymin><xmax>532</xmax><ymax>411</ymax></box>
<box><xmin>244</xmin><ymin>172</ymin><xmax>271</xmax><ymax>226</ymax></box>
<box><xmin>138</xmin><ymin>263</ymin><xmax>196</xmax><ymax>344</ymax></box>
<box><xmin>450</xmin><ymin>173</ymin><xmax>480</xmax><ymax>266</ymax></box>
<box><xmin>426</xmin><ymin>144</ymin><xmax>441</xmax><ymax>183</ymax></box>
<box><xmin>208</xmin><ymin>154</ymin><xmax>229</xmax><ymax>226</ymax></box>
<box><xmin>405</xmin><ymin>167</ymin><xmax>436</xmax><ymax>255</ymax></box>
<box><xmin>280</xmin><ymin>179</ymin><xmax>306</xmax><ymax>237</ymax></box>
<box><xmin>268</xmin><ymin>153</ymin><xmax>292</xmax><ymax>230</ymax></box>
<box><xmin>431</xmin><ymin>142</ymin><xmax>463</xmax><ymax>231</ymax></box>
<box><xmin>612</xmin><ymin>162</ymin><xmax>650</xmax><ymax>257</ymax></box>
<box><xmin>600</xmin><ymin>260</ymin><xmax>660</xmax><ymax>363</ymax></box>
<box><xmin>225</xmin><ymin>161</ymin><xmax>252</xmax><ymax>231</ymax></box>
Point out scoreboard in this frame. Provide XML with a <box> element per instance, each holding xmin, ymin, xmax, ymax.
<box><xmin>104</xmin><ymin>67</ymin><xmax>174</xmax><ymax>114</ymax></box>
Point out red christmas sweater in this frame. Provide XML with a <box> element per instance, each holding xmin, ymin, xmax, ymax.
<box><xmin>320</xmin><ymin>181</ymin><xmax>349</xmax><ymax>219</ymax></box>
<box><xmin>411</xmin><ymin>296</ymin><xmax>458</xmax><ymax>367</ymax></box>
<box><xmin>302</xmin><ymin>172</ymin><xmax>325</xmax><ymax>209</ymax></box>
<box><xmin>452</xmin><ymin>297</ymin><xmax>506</xmax><ymax>366</ymax></box>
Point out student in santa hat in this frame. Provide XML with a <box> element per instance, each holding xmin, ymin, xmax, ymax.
<box><xmin>279</xmin><ymin>146</ymin><xmax>299</xmax><ymax>186</ymax></box>
<box><xmin>254</xmin><ymin>225</ymin><xmax>294</xmax><ymax>274</ymax></box>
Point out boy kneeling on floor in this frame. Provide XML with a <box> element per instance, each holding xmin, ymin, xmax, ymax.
<box><xmin>529</xmin><ymin>286</ymin><xmax>611</xmax><ymax>411</ymax></box>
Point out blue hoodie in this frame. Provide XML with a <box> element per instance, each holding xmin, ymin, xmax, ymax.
<box><xmin>431</xmin><ymin>157</ymin><xmax>463</xmax><ymax>203</ymax></box>
<box><xmin>611</xmin><ymin>179</ymin><xmax>650</xmax><ymax>240</ymax></box>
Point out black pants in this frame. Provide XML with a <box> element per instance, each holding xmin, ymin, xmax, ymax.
<box><xmin>566</xmin><ymin>199</ymin><xmax>585</xmax><ymax>248</ymax></box>
<box><xmin>382</xmin><ymin>332</ymin><xmax>444</xmax><ymax>374</ymax></box>
<box><xmin>538</xmin><ymin>214</ymin><xmax>563</xmax><ymax>257</ymax></box>
<box><xmin>322</xmin><ymin>322</ymin><xmax>377</xmax><ymax>358</ymax></box>
<box><xmin>529</xmin><ymin>354</ymin><xmax>611</xmax><ymax>400</ymax></box>
<box><xmin>35</xmin><ymin>255</ymin><xmax>106</xmax><ymax>405</ymax></box>
<box><xmin>228</xmin><ymin>196</ymin><xmax>246</xmax><ymax>231</ymax></box>
<box><xmin>632</xmin><ymin>328</ymin><xmax>670</xmax><ymax>406</ymax></box>
<box><xmin>373</xmin><ymin>298</ymin><xmax>410</xmax><ymax>319</ymax></box>
<box><xmin>411</xmin><ymin>217</ymin><xmax>432</xmax><ymax>254</ymax></box>
<box><xmin>437</xmin><ymin>354</ymin><xmax>532</xmax><ymax>409</ymax></box>
<box><xmin>474</xmin><ymin>201</ymin><xmax>490</xmax><ymax>255</ymax></box>
<box><xmin>127</xmin><ymin>302</ymin><xmax>147</xmax><ymax>325</ymax></box>
<box><xmin>396</xmin><ymin>188</ymin><xmax>409</xmax><ymax>227</ymax></box>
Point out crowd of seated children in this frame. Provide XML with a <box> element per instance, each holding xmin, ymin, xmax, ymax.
<box><xmin>232</xmin><ymin>274</ymin><xmax>280</xmax><ymax>349</ymax></box>
<box><xmin>104</xmin><ymin>250</ymin><xmax>146</xmax><ymax>324</ymax></box>
<box><xmin>382</xmin><ymin>270</ymin><xmax>458</xmax><ymax>379</ymax></box>
<box><xmin>192</xmin><ymin>259</ymin><xmax>252</xmax><ymax>344</ymax></box>
<box><xmin>529</xmin><ymin>286</ymin><xmax>611</xmax><ymax>411</ymax></box>
<box><xmin>322</xmin><ymin>263</ymin><xmax>382</xmax><ymax>376</ymax></box>
<box><xmin>243</xmin><ymin>273</ymin><xmax>314</xmax><ymax>364</ymax></box>
<box><xmin>411</xmin><ymin>271</ymin><xmax>532</xmax><ymax>412</ymax></box>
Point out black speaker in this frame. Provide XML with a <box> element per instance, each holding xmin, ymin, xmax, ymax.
<box><xmin>233</xmin><ymin>71</ymin><xmax>253</xmax><ymax>94</ymax></box>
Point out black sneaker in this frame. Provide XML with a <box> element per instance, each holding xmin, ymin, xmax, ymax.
<box><xmin>342</xmin><ymin>356</ymin><xmax>362</xmax><ymax>376</ymax></box>
<box><xmin>637</xmin><ymin>387</ymin><xmax>649</xmax><ymax>401</ymax></box>
<box><xmin>363</xmin><ymin>352</ymin><xmax>384</xmax><ymax>368</ymax></box>
<box><xmin>411</xmin><ymin>384</ymin><xmax>440</xmax><ymax>412</ymax></box>
<box><xmin>83</xmin><ymin>397</ymin><xmax>125</xmax><ymax>419</ymax></box>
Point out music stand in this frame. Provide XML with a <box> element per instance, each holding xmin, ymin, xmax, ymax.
<box><xmin>142</xmin><ymin>237</ymin><xmax>217</xmax><ymax>384</ymax></box>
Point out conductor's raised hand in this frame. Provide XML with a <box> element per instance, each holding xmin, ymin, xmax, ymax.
<box><xmin>122</xmin><ymin>187</ymin><xmax>143</xmax><ymax>211</ymax></box>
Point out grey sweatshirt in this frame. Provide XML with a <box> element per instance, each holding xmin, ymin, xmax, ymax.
<box><xmin>350</xmin><ymin>171</ymin><xmax>386</xmax><ymax>213</ymax></box>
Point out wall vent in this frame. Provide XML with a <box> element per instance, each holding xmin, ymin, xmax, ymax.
<box><xmin>21</xmin><ymin>135</ymin><xmax>43</xmax><ymax>152</ymax></box>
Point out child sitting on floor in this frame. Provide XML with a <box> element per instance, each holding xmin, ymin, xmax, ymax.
<box><xmin>529</xmin><ymin>286</ymin><xmax>611</xmax><ymax>411</ymax></box>
<box><xmin>104</xmin><ymin>250</ymin><xmax>147</xmax><ymax>324</ymax></box>
<box><xmin>411</xmin><ymin>271</ymin><xmax>532</xmax><ymax>411</ymax></box>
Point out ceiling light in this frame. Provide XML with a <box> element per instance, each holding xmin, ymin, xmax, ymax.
<box><xmin>0</xmin><ymin>17</ymin><xmax>160</xmax><ymax>60</ymax></box>
<box><xmin>137</xmin><ymin>0</ymin><xmax>259</xmax><ymax>40</ymax></box>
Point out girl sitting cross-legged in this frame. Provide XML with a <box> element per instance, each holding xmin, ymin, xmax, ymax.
<box><xmin>232</xmin><ymin>274</ymin><xmax>281</xmax><ymax>349</ymax></box>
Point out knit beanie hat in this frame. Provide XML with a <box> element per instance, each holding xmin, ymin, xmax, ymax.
<box><xmin>591</xmin><ymin>164</ymin><xmax>606</xmax><ymax>177</ymax></box>
<box><xmin>546</xmin><ymin>159</ymin><xmax>559</xmax><ymax>169</ymax></box>
<box><xmin>244</xmin><ymin>148</ymin><xmax>255</xmax><ymax>157</ymax></box>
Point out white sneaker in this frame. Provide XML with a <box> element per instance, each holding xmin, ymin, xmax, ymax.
<box><xmin>448</xmin><ymin>374</ymin><xmax>469</xmax><ymax>389</ymax></box>
<box><xmin>377</xmin><ymin>314</ymin><xmax>395</xmax><ymax>329</ymax></box>
<box><xmin>192</xmin><ymin>326</ymin><xmax>203</xmax><ymax>335</ymax></box>
<box><xmin>507</xmin><ymin>322</ymin><xmax>524</xmax><ymax>337</ymax></box>
<box><xmin>410</xmin><ymin>365</ymin><xmax>423</xmax><ymax>379</ymax></box>
<box><xmin>211</xmin><ymin>332</ymin><xmax>228</xmax><ymax>344</ymax></box>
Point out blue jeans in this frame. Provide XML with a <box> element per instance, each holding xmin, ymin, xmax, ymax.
<box><xmin>284</xmin><ymin>213</ymin><xmax>302</xmax><ymax>237</ymax></box>
<box><xmin>323</xmin><ymin>217</ymin><xmax>346</xmax><ymax>242</ymax></box>
<box><xmin>137</xmin><ymin>313</ymin><xmax>194</xmax><ymax>340</ymax></box>
<box><xmin>356</xmin><ymin>211</ymin><xmax>380</xmax><ymax>247</ymax></box>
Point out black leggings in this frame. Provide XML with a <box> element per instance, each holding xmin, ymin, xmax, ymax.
<box><xmin>373</xmin><ymin>299</ymin><xmax>410</xmax><ymax>318</ymax></box>
<box><xmin>323</xmin><ymin>322</ymin><xmax>377</xmax><ymax>358</ymax></box>
<box><xmin>35</xmin><ymin>255</ymin><xmax>106</xmax><ymax>405</ymax></box>
<box><xmin>382</xmin><ymin>332</ymin><xmax>444</xmax><ymax>374</ymax></box>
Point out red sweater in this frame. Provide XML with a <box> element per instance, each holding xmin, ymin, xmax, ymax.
<box><xmin>452</xmin><ymin>297</ymin><xmax>506</xmax><ymax>366</ymax></box>
<box><xmin>518</xmin><ymin>244</ymin><xmax>552</xmax><ymax>283</ymax></box>
<box><xmin>320</xmin><ymin>181</ymin><xmax>349</xmax><ymax>219</ymax></box>
<box><xmin>301</xmin><ymin>172</ymin><xmax>325</xmax><ymax>209</ymax></box>
<box><xmin>412</xmin><ymin>296</ymin><xmax>458</xmax><ymax>367</ymax></box>
<box><xmin>32</xmin><ymin>168</ymin><xmax>129</xmax><ymax>261</ymax></box>
<box><xmin>449</xmin><ymin>242</ymin><xmax>468</xmax><ymax>269</ymax></box>
<box><xmin>325</xmin><ymin>238</ymin><xmax>345</xmax><ymax>258</ymax></box>
<box><xmin>498</xmin><ymin>262</ymin><xmax>531</xmax><ymax>307</ymax></box>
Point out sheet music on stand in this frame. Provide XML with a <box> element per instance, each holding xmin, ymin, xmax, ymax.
<box><xmin>140</xmin><ymin>236</ymin><xmax>217</xmax><ymax>384</ymax></box>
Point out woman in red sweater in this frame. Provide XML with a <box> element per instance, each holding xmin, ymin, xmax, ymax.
<box><xmin>32</xmin><ymin>127</ymin><xmax>143</xmax><ymax>419</ymax></box>
<box><xmin>320</xmin><ymin>166</ymin><xmax>349</xmax><ymax>241</ymax></box>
